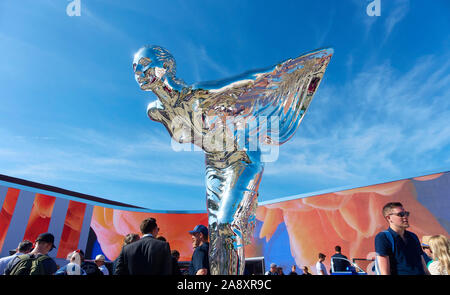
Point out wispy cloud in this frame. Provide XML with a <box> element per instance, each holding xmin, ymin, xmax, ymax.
<box><xmin>350</xmin><ymin>0</ymin><xmax>379</xmax><ymax>40</ymax></box>
<box><xmin>82</xmin><ymin>5</ymin><xmax>135</xmax><ymax>45</ymax></box>
<box><xmin>353</xmin><ymin>0</ymin><xmax>410</xmax><ymax>43</ymax></box>
<box><xmin>0</xmin><ymin>126</ymin><xmax>204</xmax><ymax>189</ymax></box>
<box><xmin>314</xmin><ymin>7</ymin><xmax>335</xmax><ymax>48</ymax></box>
<box><xmin>185</xmin><ymin>42</ymin><xmax>230</xmax><ymax>82</ymax></box>
<box><xmin>382</xmin><ymin>0</ymin><xmax>410</xmax><ymax>44</ymax></box>
<box><xmin>265</xmin><ymin>52</ymin><xmax>450</xmax><ymax>187</ymax></box>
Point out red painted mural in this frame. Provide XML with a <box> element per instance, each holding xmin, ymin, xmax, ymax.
<box><xmin>0</xmin><ymin>188</ymin><xmax>20</xmax><ymax>251</ymax></box>
<box><xmin>90</xmin><ymin>207</ymin><xmax>208</xmax><ymax>262</ymax></box>
<box><xmin>56</xmin><ymin>201</ymin><xmax>87</xmax><ymax>259</ymax></box>
<box><xmin>22</xmin><ymin>194</ymin><xmax>56</xmax><ymax>243</ymax></box>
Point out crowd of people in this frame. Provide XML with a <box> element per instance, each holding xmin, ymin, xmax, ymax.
<box><xmin>265</xmin><ymin>247</ymin><xmax>352</xmax><ymax>275</ymax></box>
<box><xmin>0</xmin><ymin>218</ymin><xmax>209</xmax><ymax>276</ymax></box>
<box><xmin>267</xmin><ymin>202</ymin><xmax>450</xmax><ymax>275</ymax></box>
<box><xmin>0</xmin><ymin>202</ymin><xmax>448</xmax><ymax>276</ymax></box>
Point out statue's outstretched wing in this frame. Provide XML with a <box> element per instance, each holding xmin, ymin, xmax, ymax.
<box><xmin>193</xmin><ymin>48</ymin><xmax>333</xmax><ymax>147</ymax></box>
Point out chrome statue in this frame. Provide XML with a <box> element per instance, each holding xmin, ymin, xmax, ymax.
<box><xmin>133</xmin><ymin>45</ymin><xmax>333</xmax><ymax>275</ymax></box>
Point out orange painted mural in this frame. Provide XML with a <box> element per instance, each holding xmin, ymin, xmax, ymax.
<box><xmin>245</xmin><ymin>173</ymin><xmax>449</xmax><ymax>273</ymax></box>
<box><xmin>22</xmin><ymin>194</ymin><xmax>56</xmax><ymax>243</ymax></box>
<box><xmin>89</xmin><ymin>171</ymin><xmax>449</xmax><ymax>274</ymax></box>
<box><xmin>56</xmin><ymin>201</ymin><xmax>87</xmax><ymax>259</ymax></box>
<box><xmin>90</xmin><ymin>207</ymin><xmax>208</xmax><ymax>262</ymax></box>
<box><xmin>0</xmin><ymin>188</ymin><xmax>20</xmax><ymax>252</ymax></box>
<box><xmin>0</xmin><ymin>171</ymin><xmax>448</xmax><ymax>274</ymax></box>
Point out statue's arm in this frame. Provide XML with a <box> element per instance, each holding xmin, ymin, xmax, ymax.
<box><xmin>147</xmin><ymin>99</ymin><xmax>174</xmax><ymax>124</ymax></box>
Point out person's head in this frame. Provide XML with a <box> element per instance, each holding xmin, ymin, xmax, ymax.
<box><xmin>157</xmin><ymin>236</ymin><xmax>167</xmax><ymax>242</ymax></box>
<box><xmin>171</xmin><ymin>250</ymin><xmax>180</xmax><ymax>261</ymax></box>
<box><xmin>428</xmin><ymin>235</ymin><xmax>450</xmax><ymax>274</ymax></box>
<box><xmin>318</xmin><ymin>253</ymin><xmax>326</xmax><ymax>262</ymax></box>
<box><xmin>277</xmin><ymin>267</ymin><xmax>283</xmax><ymax>274</ymax></box>
<box><xmin>140</xmin><ymin>218</ymin><xmax>159</xmax><ymax>236</ymax></box>
<box><xmin>421</xmin><ymin>235</ymin><xmax>433</xmax><ymax>257</ymax></box>
<box><xmin>335</xmin><ymin>245</ymin><xmax>342</xmax><ymax>253</ymax></box>
<box><xmin>291</xmin><ymin>265</ymin><xmax>296</xmax><ymax>272</ymax></box>
<box><xmin>382</xmin><ymin>202</ymin><xmax>410</xmax><ymax>230</ymax></box>
<box><xmin>33</xmin><ymin>233</ymin><xmax>56</xmax><ymax>255</ymax></box>
<box><xmin>94</xmin><ymin>254</ymin><xmax>106</xmax><ymax>267</ymax></box>
<box><xmin>188</xmin><ymin>224</ymin><xmax>208</xmax><ymax>249</ymax></box>
<box><xmin>17</xmin><ymin>240</ymin><xmax>33</xmax><ymax>254</ymax></box>
<box><xmin>78</xmin><ymin>249</ymin><xmax>85</xmax><ymax>259</ymax></box>
<box><xmin>66</xmin><ymin>251</ymin><xmax>75</xmax><ymax>261</ymax></box>
<box><xmin>123</xmin><ymin>233</ymin><xmax>140</xmax><ymax>246</ymax></box>
<box><xmin>67</xmin><ymin>250</ymin><xmax>84</xmax><ymax>265</ymax></box>
<box><xmin>302</xmin><ymin>266</ymin><xmax>309</xmax><ymax>273</ymax></box>
<box><xmin>133</xmin><ymin>45</ymin><xmax>176</xmax><ymax>91</ymax></box>
<box><xmin>270</xmin><ymin>263</ymin><xmax>277</xmax><ymax>272</ymax></box>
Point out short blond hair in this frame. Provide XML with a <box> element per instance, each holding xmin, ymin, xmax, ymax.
<box><xmin>382</xmin><ymin>202</ymin><xmax>403</xmax><ymax>217</ymax></box>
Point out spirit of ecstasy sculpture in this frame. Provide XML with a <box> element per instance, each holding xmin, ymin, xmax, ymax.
<box><xmin>133</xmin><ymin>45</ymin><xmax>333</xmax><ymax>275</ymax></box>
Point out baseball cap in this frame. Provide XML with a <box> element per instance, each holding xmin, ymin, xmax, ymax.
<box><xmin>188</xmin><ymin>224</ymin><xmax>208</xmax><ymax>237</ymax></box>
<box><xmin>270</xmin><ymin>263</ymin><xmax>277</xmax><ymax>268</ymax></box>
<box><xmin>95</xmin><ymin>254</ymin><xmax>106</xmax><ymax>261</ymax></box>
<box><xmin>422</xmin><ymin>235</ymin><xmax>432</xmax><ymax>247</ymax></box>
<box><xmin>36</xmin><ymin>232</ymin><xmax>56</xmax><ymax>249</ymax></box>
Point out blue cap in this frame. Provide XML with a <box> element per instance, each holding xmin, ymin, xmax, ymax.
<box><xmin>188</xmin><ymin>224</ymin><xmax>208</xmax><ymax>237</ymax></box>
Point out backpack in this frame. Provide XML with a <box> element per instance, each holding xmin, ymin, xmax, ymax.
<box><xmin>374</xmin><ymin>230</ymin><xmax>421</xmax><ymax>275</ymax></box>
<box><xmin>9</xmin><ymin>254</ymin><xmax>51</xmax><ymax>275</ymax></box>
<box><xmin>81</xmin><ymin>261</ymin><xmax>103</xmax><ymax>276</ymax></box>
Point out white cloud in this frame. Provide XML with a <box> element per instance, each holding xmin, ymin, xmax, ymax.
<box><xmin>384</xmin><ymin>0</ymin><xmax>410</xmax><ymax>39</ymax></box>
<box><xmin>82</xmin><ymin>5</ymin><xmax>135</xmax><ymax>45</ymax></box>
<box><xmin>0</xmin><ymin>126</ymin><xmax>204</xmax><ymax>188</ymax></box>
<box><xmin>265</xmin><ymin>52</ymin><xmax>450</xmax><ymax>186</ymax></box>
<box><xmin>184</xmin><ymin>42</ymin><xmax>230</xmax><ymax>82</ymax></box>
<box><xmin>352</xmin><ymin>0</ymin><xmax>410</xmax><ymax>44</ymax></box>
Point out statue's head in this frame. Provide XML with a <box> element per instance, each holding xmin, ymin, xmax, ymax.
<box><xmin>133</xmin><ymin>45</ymin><xmax>176</xmax><ymax>90</ymax></box>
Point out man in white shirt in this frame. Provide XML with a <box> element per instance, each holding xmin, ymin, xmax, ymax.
<box><xmin>94</xmin><ymin>254</ymin><xmax>109</xmax><ymax>275</ymax></box>
<box><xmin>0</xmin><ymin>240</ymin><xmax>33</xmax><ymax>274</ymax></box>
<box><xmin>265</xmin><ymin>263</ymin><xmax>279</xmax><ymax>275</ymax></box>
<box><xmin>315</xmin><ymin>253</ymin><xmax>328</xmax><ymax>275</ymax></box>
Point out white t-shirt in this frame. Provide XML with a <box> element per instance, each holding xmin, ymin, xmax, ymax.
<box><xmin>428</xmin><ymin>260</ymin><xmax>448</xmax><ymax>275</ymax></box>
<box><xmin>316</xmin><ymin>261</ymin><xmax>328</xmax><ymax>275</ymax></box>
<box><xmin>66</xmin><ymin>262</ymin><xmax>85</xmax><ymax>275</ymax></box>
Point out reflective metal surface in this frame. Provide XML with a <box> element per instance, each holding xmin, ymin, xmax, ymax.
<box><xmin>133</xmin><ymin>45</ymin><xmax>333</xmax><ymax>275</ymax></box>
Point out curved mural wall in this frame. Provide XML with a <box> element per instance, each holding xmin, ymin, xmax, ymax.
<box><xmin>0</xmin><ymin>172</ymin><xmax>448</xmax><ymax>273</ymax></box>
<box><xmin>247</xmin><ymin>172</ymin><xmax>449</xmax><ymax>273</ymax></box>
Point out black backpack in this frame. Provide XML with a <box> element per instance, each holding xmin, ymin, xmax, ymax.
<box><xmin>81</xmin><ymin>261</ymin><xmax>103</xmax><ymax>275</ymax></box>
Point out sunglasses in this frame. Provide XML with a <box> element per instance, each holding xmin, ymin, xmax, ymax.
<box><xmin>389</xmin><ymin>211</ymin><xmax>410</xmax><ymax>218</ymax></box>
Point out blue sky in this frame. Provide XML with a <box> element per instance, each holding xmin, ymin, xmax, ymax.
<box><xmin>0</xmin><ymin>0</ymin><xmax>449</xmax><ymax>211</ymax></box>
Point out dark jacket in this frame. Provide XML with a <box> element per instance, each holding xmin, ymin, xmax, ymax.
<box><xmin>331</xmin><ymin>253</ymin><xmax>351</xmax><ymax>272</ymax></box>
<box><xmin>172</xmin><ymin>256</ymin><xmax>182</xmax><ymax>275</ymax></box>
<box><xmin>188</xmin><ymin>242</ymin><xmax>210</xmax><ymax>275</ymax></box>
<box><xmin>114</xmin><ymin>235</ymin><xmax>172</xmax><ymax>275</ymax></box>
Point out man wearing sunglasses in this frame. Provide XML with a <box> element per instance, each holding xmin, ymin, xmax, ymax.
<box><xmin>375</xmin><ymin>202</ymin><xmax>430</xmax><ymax>275</ymax></box>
